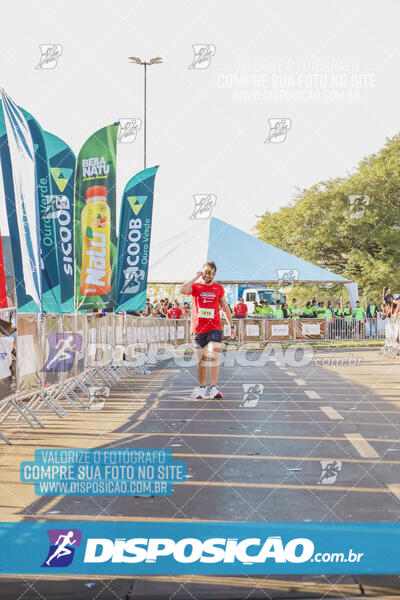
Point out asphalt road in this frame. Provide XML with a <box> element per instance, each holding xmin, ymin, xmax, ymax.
<box><xmin>2</xmin><ymin>347</ymin><xmax>400</xmax><ymax>597</ymax></box>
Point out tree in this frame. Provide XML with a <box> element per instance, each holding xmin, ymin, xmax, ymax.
<box><xmin>254</xmin><ymin>135</ymin><xmax>400</xmax><ymax>299</ymax></box>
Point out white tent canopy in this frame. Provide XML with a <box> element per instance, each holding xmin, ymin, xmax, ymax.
<box><xmin>149</xmin><ymin>217</ymin><xmax>353</xmax><ymax>287</ymax></box>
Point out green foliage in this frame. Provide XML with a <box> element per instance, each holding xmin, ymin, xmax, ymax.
<box><xmin>254</xmin><ymin>135</ymin><xmax>400</xmax><ymax>299</ymax></box>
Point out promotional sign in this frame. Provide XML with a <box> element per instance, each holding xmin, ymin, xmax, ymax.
<box><xmin>16</xmin><ymin>313</ymin><xmax>42</xmax><ymax>395</ymax></box>
<box><xmin>0</xmin><ymin>328</ymin><xmax>14</xmax><ymax>399</ymax></box>
<box><xmin>1</xmin><ymin>521</ymin><xmax>400</xmax><ymax>575</ymax></box>
<box><xmin>22</xmin><ymin>110</ymin><xmax>61</xmax><ymax>313</ymax></box>
<box><xmin>74</xmin><ymin>124</ymin><xmax>118</xmax><ymax>311</ymax></box>
<box><xmin>115</xmin><ymin>166</ymin><xmax>158</xmax><ymax>312</ymax></box>
<box><xmin>44</xmin><ymin>131</ymin><xmax>76</xmax><ymax>313</ymax></box>
<box><xmin>0</xmin><ymin>231</ymin><xmax>7</xmax><ymax>308</ymax></box>
<box><xmin>0</xmin><ymin>90</ymin><xmax>41</xmax><ymax>313</ymax></box>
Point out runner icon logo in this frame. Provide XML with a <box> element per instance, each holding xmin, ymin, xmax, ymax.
<box><xmin>120</xmin><ymin>268</ymin><xmax>146</xmax><ymax>294</ymax></box>
<box><xmin>318</xmin><ymin>460</ymin><xmax>342</xmax><ymax>485</ymax></box>
<box><xmin>43</xmin><ymin>195</ymin><xmax>69</xmax><ymax>220</ymax></box>
<box><xmin>189</xmin><ymin>195</ymin><xmax>217</xmax><ymax>220</ymax></box>
<box><xmin>42</xmin><ymin>529</ymin><xmax>82</xmax><ymax>568</ymax></box>
<box><xmin>348</xmin><ymin>195</ymin><xmax>369</xmax><ymax>219</ymax></box>
<box><xmin>35</xmin><ymin>44</ymin><xmax>63</xmax><ymax>70</ymax></box>
<box><xmin>43</xmin><ymin>333</ymin><xmax>83</xmax><ymax>372</ymax></box>
<box><xmin>188</xmin><ymin>44</ymin><xmax>216</xmax><ymax>69</ymax></box>
<box><xmin>276</xmin><ymin>268</ymin><xmax>299</xmax><ymax>292</ymax></box>
<box><xmin>265</xmin><ymin>118</ymin><xmax>292</xmax><ymax>143</ymax></box>
<box><xmin>240</xmin><ymin>383</ymin><xmax>264</xmax><ymax>408</ymax></box>
<box><xmin>117</xmin><ymin>118</ymin><xmax>142</xmax><ymax>143</ymax></box>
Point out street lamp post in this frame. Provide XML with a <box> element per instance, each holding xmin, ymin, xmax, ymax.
<box><xmin>128</xmin><ymin>56</ymin><xmax>163</xmax><ymax>169</ymax></box>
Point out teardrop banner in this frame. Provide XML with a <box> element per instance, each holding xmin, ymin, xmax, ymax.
<box><xmin>44</xmin><ymin>131</ymin><xmax>76</xmax><ymax>313</ymax></box>
<box><xmin>115</xmin><ymin>166</ymin><xmax>158</xmax><ymax>312</ymax></box>
<box><xmin>74</xmin><ymin>124</ymin><xmax>118</xmax><ymax>311</ymax></box>
<box><xmin>0</xmin><ymin>90</ymin><xmax>41</xmax><ymax>313</ymax></box>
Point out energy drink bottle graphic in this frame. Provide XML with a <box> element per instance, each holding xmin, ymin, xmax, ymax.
<box><xmin>79</xmin><ymin>185</ymin><xmax>111</xmax><ymax>296</ymax></box>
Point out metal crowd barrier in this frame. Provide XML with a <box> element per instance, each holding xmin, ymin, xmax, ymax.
<box><xmin>380</xmin><ymin>315</ymin><xmax>400</xmax><ymax>358</ymax></box>
<box><xmin>0</xmin><ymin>313</ymin><xmax>386</xmax><ymax>444</ymax></box>
<box><xmin>0</xmin><ymin>314</ymin><xmax>189</xmax><ymax>444</ymax></box>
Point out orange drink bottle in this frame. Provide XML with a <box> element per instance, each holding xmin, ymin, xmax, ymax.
<box><xmin>79</xmin><ymin>185</ymin><xmax>111</xmax><ymax>296</ymax></box>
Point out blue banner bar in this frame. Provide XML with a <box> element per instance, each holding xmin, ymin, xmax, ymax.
<box><xmin>0</xmin><ymin>522</ymin><xmax>398</xmax><ymax>574</ymax></box>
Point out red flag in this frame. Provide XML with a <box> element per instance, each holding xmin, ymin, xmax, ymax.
<box><xmin>0</xmin><ymin>232</ymin><xmax>8</xmax><ymax>308</ymax></box>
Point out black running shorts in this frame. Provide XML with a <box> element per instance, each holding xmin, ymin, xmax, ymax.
<box><xmin>194</xmin><ymin>329</ymin><xmax>222</xmax><ymax>349</ymax></box>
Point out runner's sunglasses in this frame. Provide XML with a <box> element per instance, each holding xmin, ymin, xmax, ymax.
<box><xmin>203</xmin><ymin>269</ymin><xmax>214</xmax><ymax>276</ymax></box>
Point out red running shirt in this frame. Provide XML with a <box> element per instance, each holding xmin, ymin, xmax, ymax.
<box><xmin>234</xmin><ymin>302</ymin><xmax>248</xmax><ymax>317</ymax></box>
<box><xmin>190</xmin><ymin>282</ymin><xmax>225</xmax><ymax>334</ymax></box>
<box><xmin>167</xmin><ymin>307</ymin><xmax>182</xmax><ymax>319</ymax></box>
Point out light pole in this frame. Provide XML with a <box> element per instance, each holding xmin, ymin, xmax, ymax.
<box><xmin>128</xmin><ymin>56</ymin><xmax>163</xmax><ymax>169</ymax></box>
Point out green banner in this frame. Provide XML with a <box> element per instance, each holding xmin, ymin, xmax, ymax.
<box><xmin>74</xmin><ymin>124</ymin><xmax>118</xmax><ymax>310</ymax></box>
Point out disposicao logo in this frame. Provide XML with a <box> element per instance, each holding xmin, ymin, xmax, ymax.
<box><xmin>83</xmin><ymin>536</ymin><xmax>314</xmax><ymax>564</ymax></box>
<box><xmin>42</xmin><ymin>529</ymin><xmax>82</xmax><ymax>567</ymax></box>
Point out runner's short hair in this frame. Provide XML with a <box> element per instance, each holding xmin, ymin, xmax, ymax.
<box><xmin>203</xmin><ymin>261</ymin><xmax>217</xmax><ymax>273</ymax></box>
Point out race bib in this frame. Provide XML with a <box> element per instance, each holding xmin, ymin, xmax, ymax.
<box><xmin>198</xmin><ymin>307</ymin><xmax>215</xmax><ymax>319</ymax></box>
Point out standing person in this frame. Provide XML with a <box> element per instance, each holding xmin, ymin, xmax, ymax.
<box><xmin>311</xmin><ymin>299</ymin><xmax>318</xmax><ymax>316</ymax></box>
<box><xmin>253</xmin><ymin>301</ymin><xmax>262</xmax><ymax>315</ymax></box>
<box><xmin>316</xmin><ymin>301</ymin><xmax>326</xmax><ymax>319</ymax></box>
<box><xmin>354</xmin><ymin>300</ymin><xmax>365</xmax><ymax>338</ymax></box>
<box><xmin>233</xmin><ymin>298</ymin><xmax>248</xmax><ymax>318</ymax></box>
<box><xmin>180</xmin><ymin>262</ymin><xmax>235</xmax><ymax>399</ymax></box>
<box><xmin>302</xmin><ymin>301</ymin><xmax>313</xmax><ymax>317</ymax></box>
<box><xmin>262</xmin><ymin>300</ymin><xmax>274</xmax><ymax>318</ymax></box>
<box><xmin>343</xmin><ymin>301</ymin><xmax>353</xmax><ymax>339</ymax></box>
<box><xmin>366</xmin><ymin>298</ymin><xmax>378</xmax><ymax>338</ymax></box>
<box><xmin>291</xmin><ymin>301</ymin><xmax>301</xmax><ymax>320</ymax></box>
<box><xmin>167</xmin><ymin>301</ymin><xmax>183</xmax><ymax>320</ymax></box>
<box><xmin>326</xmin><ymin>302</ymin><xmax>333</xmax><ymax>339</ymax></box>
<box><xmin>273</xmin><ymin>301</ymin><xmax>284</xmax><ymax>318</ymax></box>
<box><xmin>333</xmin><ymin>303</ymin><xmax>343</xmax><ymax>338</ymax></box>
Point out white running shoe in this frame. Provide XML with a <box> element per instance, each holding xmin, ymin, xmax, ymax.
<box><xmin>194</xmin><ymin>386</ymin><xmax>207</xmax><ymax>399</ymax></box>
<box><xmin>209</xmin><ymin>385</ymin><xmax>223</xmax><ymax>399</ymax></box>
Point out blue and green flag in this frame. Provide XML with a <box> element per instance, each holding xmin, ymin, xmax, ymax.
<box><xmin>0</xmin><ymin>90</ymin><xmax>41</xmax><ymax>313</ymax></box>
<box><xmin>43</xmin><ymin>131</ymin><xmax>76</xmax><ymax>313</ymax></box>
<box><xmin>115</xmin><ymin>166</ymin><xmax>158</xmax><ymax>312</ymax></box>
<box><xmin>21</xmin><ymin>109</ymin><xmax>61</xmax><ymax>313</ymax></box>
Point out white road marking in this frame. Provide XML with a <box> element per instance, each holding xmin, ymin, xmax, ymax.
<box><xmin>294</xmin><ymin>379</ymin><xmax>306</xmax><ymax>386</ymax></box>
<box><xmin>345</xmin><ymin>433</ymin><xmax>379</xmax><ymax>458</ymax></box>
<box><xmin>387</xmin><ymin>483</ymin><xmax>400</xmax><ymax>501</ymax></box>
<box><xmin>320</xmin><ymin>406</ymin><xmax>344</xmax><ymax>420</ymax></box>
<box><xmin>305</xmin><ymin>390</ymin><xmax>321</xmax><ymax>399</ymax></box>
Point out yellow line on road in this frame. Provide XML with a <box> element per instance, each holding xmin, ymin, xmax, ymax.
<box><xmin>127</xmin><ymin>431</ymin><xmax>400</xmax><ymax>443</ymax></box>
<box><xmin>32</xmin><ymin>514</ymin><xmax>226</xmax><ymax>523</ymax></box>
<box><xmin>158</xmin><ymin>398</ymin><xmax>395</xmax><ymax>404</ymax></box>
<box><xmin>320</xmin><ymin>406</ymin><xmax>344</xmax><ymax>420</ymax></box>
<box><xmin>151</xmin><ymin>407</ymin><xmax>400</xmax><ymax>413</ymax></box>
<box><xmin>175</xmin><ymin>480</ymin><xmax>390</xmax><ymax>493</ymax></box>
<box><xmin>345</xmin><ymin>433</ymin><xmax>379</xmax><ymax>458</ymax></box>
<box><xmin>173</xmin><ymin>452</ymin><xmax>400</xmax><ymax>464</ymax></box>
<box><xmin>150</xmin><ymin>418</ymin><xmax>397</xmax><ymax>426</ymax></box>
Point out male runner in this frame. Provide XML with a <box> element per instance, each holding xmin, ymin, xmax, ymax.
<box><xmin>180</xmin><ymin>261</ymin><xmax>234</xmax><ymax>399</ymax></box>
